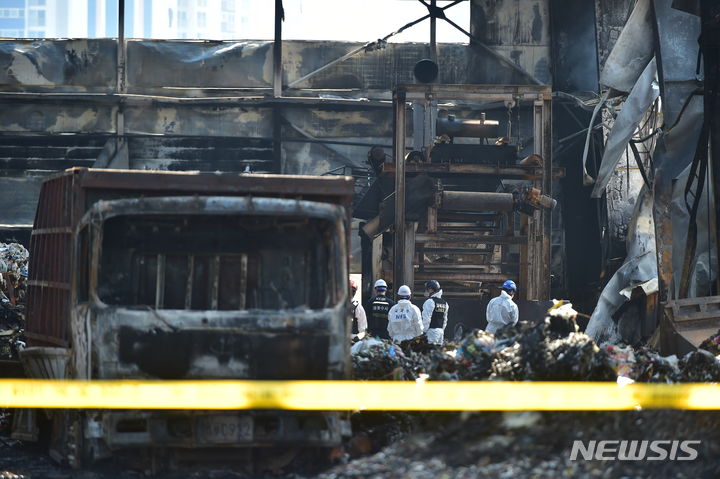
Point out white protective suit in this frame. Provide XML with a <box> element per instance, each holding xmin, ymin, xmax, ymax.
<box><xmin>352</xmin><ymin>301</ymin><xmax>367</xmax><ymax>340</ymax></box>
<box><xmin>422</xmin><ymin>290</ymin><xmax>449</xmax><ymax>344</ymax></box>
<box><xmin>387</xmin><ymin>299</ymin><xmax>423</xmax><ymax>342</ymax></box>
<box><xmin>485</xmin><ymin>290</ymin><xmax>519</xmax><ymax>334</ymax></box>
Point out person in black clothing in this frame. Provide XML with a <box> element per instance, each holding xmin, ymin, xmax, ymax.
<box><xmin>422</xmin><ymin>280</ymin><xmax>449</xmax><ymax>344</ymax></box>
<box><xmin>367</xmin><ymin>279</ymin><xmax>394</xmax><ymax>339</ymax></box>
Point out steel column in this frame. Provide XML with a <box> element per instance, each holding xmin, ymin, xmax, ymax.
<box><xmin>273</xmin><ymin>0</ymin><xmax>283</xmax><ymax>98</ymax></box>
<box><xmin>393</xmin><ymin>87</ymin><xmax>407</xmax><ymax>289</ymax></box>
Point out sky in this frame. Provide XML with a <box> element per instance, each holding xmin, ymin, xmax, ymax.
<box><xmin>13</xmin><ymin>0</ymin><xmax>472</xmax><ymax>42</ymax></box>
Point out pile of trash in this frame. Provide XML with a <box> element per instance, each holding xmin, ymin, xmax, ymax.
<box><xmin>699</xmin><ymin>328</ymin><xmax>720</xmax><ymax>355</ymax></box>
<box><xmin>0</xmin><ymin>243</ymin><xmax>28</xmax><ymax>360</ymax></box>
<box><xmin>351</xmin><ymin>302</ymin><xmax>720</xmax><ymax>383</ymax></box>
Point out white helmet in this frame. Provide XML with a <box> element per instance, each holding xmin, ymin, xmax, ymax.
<box><xmin>374</xmin><ymin>279</ymin><xmax>388</xmax><ymax>288</ymax></box>
<box><xmin>398</xmin><ymin>285</ymin><xmax>412</xmax><ymax>297</ymax></box>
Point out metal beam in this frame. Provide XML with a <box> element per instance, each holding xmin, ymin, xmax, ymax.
<box><xmin>415</xmin><ymin>234</ymin><xmax>527</xmax><ymax>244</ymax></box>
<box><xmin>400</xmin><ymin>84</ymin><xmax>552</xmax><ymax>102</ymax></box>
<box><xmin>273</xmin><ymin>0</ymin><xmax>283</xmax><ymax>98</ymax></box>
<box><xmin>272</xmin><ymin>0</ymin><xmax>284</xmax><ymax>172</ymax></box>
<box><xmin>381</xmin><ymin>163</ymin><xmax>565</xmax><ymax>179</ymax></box>
<box><xmin>430</xmin><ymin>0</ymin><xmax>438</xmax><ymax>64</ymax></box>
<box><xmin>414</xmin><ymin>272</ymin><xmax>511</xmax><ymax>282</ymax></box>
<box><xmin>393</xmin><ymin>87</ymin><xmax>407</xmax><ymax>289</ymax></box>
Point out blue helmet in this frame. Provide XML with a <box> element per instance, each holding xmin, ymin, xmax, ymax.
<box><xmin>501</xmin><ymin>280</ymin><xmax>517</xmax><ymax>291</ymax></box>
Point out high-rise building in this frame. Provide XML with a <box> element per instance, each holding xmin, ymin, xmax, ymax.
<box><xmin>0</xmin><ymin>0</ymin><xmax>26</xmax><ymax>38</ymax></box>
<box><xmin>0</xmin><ymin>0</ymin><xmax>89</xmax><ymax>38</ymax></box>
<box><xmin>148</xmin><ymin>0</ymin><xmax>262</xmax><ymax>40</ymax></box>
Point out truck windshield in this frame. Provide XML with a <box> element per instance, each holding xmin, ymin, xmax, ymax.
<box><xmin>97</xmin><ymin>214</ymin><xmax>341</xmax><ymax>311</ymax></box>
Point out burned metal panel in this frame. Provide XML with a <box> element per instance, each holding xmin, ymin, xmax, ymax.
<box><xmin>652</xmin><ymin>0</ymin><xmax>702</xmax><ymax>127</ymax></box>
<box><xmin>549</xmin><ymin>0</ymin><xmax>600</xmax><ymax>93</ymax></box>
<box><xmin>0</xmin><ymin>177</ymin><xmax>44</xmax><ymax>226</ymax></box>
<box><xmin>650</xmin><ymin>0</ymin><xmax>703</xmax><ymax>304</ymax></box>
<box><xmin>586</xmin><ymin>185</ymin><xmax>657</xmax><ymax>344</ymax></box>
<box><xmin>284</xmin><ymin>42</ymin><xmax>469</xmax><ymax>90</ymax></box>
<box><xmin>1</xmin><ymin>39</ymin><xmax>469</xmax><ymax>93</ymax></box>
<box><xmin>117</xmin><ymin>327</ymin><xmax>329</xmax><ymax>380</ymax></box>
<box><xmin>0</xmin><ymin>135</ymin><xmax>105</xmax><ymax>227</ymax></box>
<box><xmin>0</xmin><ymin>101</ymin><xmax>116</xmax><ymax>133</ymax></box>
<box><xmin>599</xmin><ymin>0</ymin><xmax>655</xmax><ymax>92</ymax></box>
<box><xmin>25</xmin><ymin>173</ymin><xmax>78</xmax><ymax>347</ymax></box>
<box><xmin>125</xmin><ymin>40</ymin><xmax>468</xmax><ymax>92</ymax></box>
<box><xmin>469</xmin><ymin>0</ymin><xmax>552</xmax><ymax>85</ymax></box>
<box><xmin>99</xmin><ymin>410</ymin><xmax>343</xmax><ymax>450</ymax></box>
<box><xmin>594</xmin><ymin>0</ymin><xmax>635</xmax><ymax>71</ymax></box>
<box><xmin>122</xmin><ymin>104</ymin><xmax>273</xmax><ymax>137</ymax></box>
<box><xmin>75</xmin><ymin>168</ymin><xmax>355</xmax><ymax>198</ymax></box>
<box><xmin>79</xmin><ymin>195</ymin><xmax>350</xmax><ymax>380</ymax></box>
<box><xmin>652</xmin><ymin>96</ymin><xmax>704</xmax><ymax>303</ymax></box>
<box><xmin>280</xmin><ymin>107</ymin><xmax>393</xmax><ymax>175</ymax></box>
<box><xmin>92</xmin><ymin>307</ymin><xmax>347</xmax><ymax>380</ymax></box>
<box><xmin>592</xmin><ymin>59</ymin><xmax>659</xmax><ymax>197</ymax></box>
<box><xmin>126</xmin><ymin>40</ymin><xmax>273</xmax><ymax>90</ymax></box>
<box><xmin>670</xmin><ymin>163</ymin><xmax>716</xmax><ymax>299</ymax></box>
<box><xmin>128</xmin><ymin>136</ymin><xmax>274</xmax><ymax>174</ymax></box>
<box><xmin>282</xmin><ymin>140</ymin><xmax>367</xmax><ymax>176</ymax></box>
<box><xmin>282</xmin><ymin>108</ymin><xmax>393</xmax><ymax>139</ymax></box>
<box><xmin>0</xmin><ymin>39</ymin><xmax>117</xmax><ymax>92</ymax></box>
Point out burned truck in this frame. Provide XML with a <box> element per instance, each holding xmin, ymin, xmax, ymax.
<box><xmin>16</xmin><ymin>167</ymin><xmax>354</xmax><ymax>467</ymax></box>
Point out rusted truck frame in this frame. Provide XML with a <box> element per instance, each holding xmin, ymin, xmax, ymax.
<box><xmin>16</xmin><ymin>168</ymin><xmax>354</xmax><ymax>467</ymax></box>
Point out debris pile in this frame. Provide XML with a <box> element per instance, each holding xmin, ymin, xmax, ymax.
<box><xmin>699</xmin><ymin>328</ymin><xmax>720</xmax><ymax>355</ymax></box>
<box><xmin>320</xmin><ymin>410</ymin><xmax>720</xmax><ymax>479</ymax></box>
<box><xmin>352</xmin><ymin>304</ymin><xmax>720</xmax><ymax>383</ymax></box>
<box><xmin>0</xmin><ymin>243</ymin><xmax>28</xmax><ymax>360</ymax></box>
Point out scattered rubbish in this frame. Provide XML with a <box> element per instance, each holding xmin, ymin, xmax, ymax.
<box><xmin>698</xmin><ymin>328</ymin><xmax>720</xmax><ymax>355</ymax></box>
<box><xmin>501</xmin><ymin>411</ymin><xmax>542</xmax><ymax>429</ymax></box>
<box><xmin>0</xmin><ymin>243</ymin><xmax>28</xmax><ymax>361</ymax></box>
<box><xmin>679</xmin><ymin>349</ymin><xmax>720</xmax><ymax>382</ymax></box>
<box><xmin>352</xmin><ymin>303</ymin><xmax>720</xmax><ymax>383</ymax></box>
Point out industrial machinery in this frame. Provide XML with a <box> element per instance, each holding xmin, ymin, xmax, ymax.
<box><xmin>355</xmin><ymin>84</ymin><xmax>562</xmax><ymax>329</ymax></box>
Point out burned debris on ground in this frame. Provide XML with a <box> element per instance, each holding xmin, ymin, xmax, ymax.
<box><xmin>318</xmin><ymin>410</ymin><xmax>720</xmax><ymax>479</ymax></box>
<box><xmin>351</xmin><ymin>312</ymin><xmax>720</xmax><ymax>384</ymax></box>
<box><xmin>341</xmin><ymin>309</ymin><xmax>720</xmax><ymax>477</ymax></box>
<box><xmin>0</xmin><ymin>243</ymin><xmax>27</xmax><ymax>360</ymax></box>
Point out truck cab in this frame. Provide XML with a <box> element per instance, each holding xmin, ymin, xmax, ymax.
<box><xmin>17</xmin><ymin>168</ymin><xmax>354</xmax><ymax>467</ymax></box>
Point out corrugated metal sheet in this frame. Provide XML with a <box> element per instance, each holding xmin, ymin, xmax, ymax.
<box><xmin>469</xmin><ymin>0</ymin><xmax>552</xmax><ymax>84</ymax></box>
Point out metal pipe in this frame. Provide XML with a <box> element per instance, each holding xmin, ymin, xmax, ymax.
<box><xmin>393</xmin><ymin>88</ymin><xmax>407</xmax><ymax>289</ymax></box>
<box><xmin>436</xmin><ymin>116</ymin><xmax>500</xmax><ymax>138</ymax></box>
<box><xmin>430</xmin><ymin>0</ymin><xmax>437</xmax><ymax>64</ymax></box>
<box><xmin>441</xmin><ymin>191</ymin><xmax>515</xmax><ymax>212</ymax></box>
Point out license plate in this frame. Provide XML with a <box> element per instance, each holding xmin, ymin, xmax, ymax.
<box><xmin>199</xmin><ymin>416</ymin><xmax>253</xmax><ymax>444</ymax></box>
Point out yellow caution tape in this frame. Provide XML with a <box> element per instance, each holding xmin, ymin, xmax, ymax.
<box><xmin>0</xmin><ymin>380</ymin><xmax>718</xmax><ymax>410</ymax></box>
